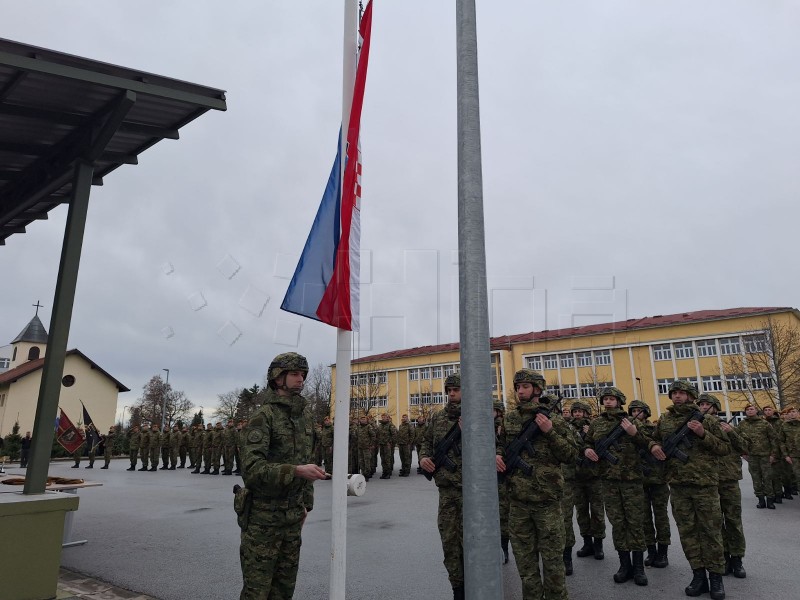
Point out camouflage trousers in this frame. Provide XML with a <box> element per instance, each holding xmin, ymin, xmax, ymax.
<box><xmin>203</xmin><ymin>447</ymin><xmax>213</xmax><ymax>470</ymax></box>
<box><xmin>315</xmin><ymin>445</ymin><xmax>324</xmax><ymax>467</ymax></box>
<box><xmin>348</xmin><ymin>446</ymin><xmax>359</xmax><ymax>474</ymax></box>
<box><xmin>561</xmin><ymin>479</ymin><xmax>575</xmax><ymax>548</ymax></box>
<box><xmin>357</xmin><ymin>448</ymin><xmax>373</xmax><ymax>477</ymax></box>
<box><xmin>792</xmin><ymin>457</ymin><xmax>800</xmax><ymax>488</ymax></box>
<box><xmin>139</xmin><ymin>447</ymin><xmax>149</xmax><ymax>469</ymax></box>
<box><xmin>239</xmin><ymin>503</ymin><xmax>305</xmax><ymax>600</ymax></box>
<box><xmin>323</xmin><ymin>448</ymin><xmax>334</xmax><ymax>474</ymax></box>
<box><xmin>670</xmin><ymin>483</ymin><xmax>725</xmax><ymax>574</ymax></box>
<box><xmin>398</xmin><ymin>444</ymin><xmax>412</xmax><ymax>475</ymax></box>
<box><xmin>378</xmin><ymin>444</ymin><xmax>393</xmax><ymax>475</ymax></box>
<box><xmin>188</xmin><ymin>446</ymin><xmax>197</xmax><ymax>466</ymax></box>
<box><xmin>772</xmin><ymin>460</ymin><xmax>791</xmax><ymax>495</ymax></box>
<box><xmin>719</xmin><ymin>479</ymin><xmax>745</xmax><ymax>557</ymax></box>
<box><xmin>170</xmin><ymin>447</ymin><xmax>178</xmax><ymax>468</ymax></box>
<box><xmin>437</xmin><ymin>487</ymin><xmax>464</xmax><ymax>589</ymax></box>
<box><xmin>150</xmin><ymin>447</ymin><xmax>160</xmax><ymax>468</ymax></box>
<box><xmin>746</xmin><ymin>455</ymin><xmax>773</xmax><ymax>497</ymax></box>
<box><xmin>602</xmin><ymin>479</ymin><xmax>646</xmax><ymax>551</ymax></box>
<box><xmin>161</xmin><ymin>447</ymin><xmax>170</xmax><ymax>468</ymax></box>
<box><xmin>87</xmin><ymin>448</ymin><xmax>96</xmax><ymax>466</ymax></box>
<box><xmin>643</xmin><ymin>482</ymin><xmax>671</xmax><ymax>546</ymax></box>
<box><xmin>179</xmin><ymin>446</ymin><xmax>187</xmax><ymax>466</ymax></box>
<box><xmin>129</xmin><ymin>448</ymin><xmax>139</xmax><ymax>469</ymax></box>
<box><xmin>224</xmin><ymin>445</ymin><xmax>235</xmax><ymax>472</ymax></box>
<box><xmin>212</xmin><ymin>446</ymin><xmax>222</xmax><ymax>470</ymax></box>
<box><xmin>509</xmin><ymin>497</ymin><xmax>567</xmax><ymax>600</ymax></box>
<box><xmin>103</xmin><ymin>448</ymin><xmax>112</xmax><ymax>467</ymax></box>
<box><xmin>573</xmin><ymin>477</ymin><xmax>605</xmax><ymax>538</ymax></box>
<box><xmin>499</xmin><ymin>480</ymin><xmax>510</xmax><ymax>541</ymax></box>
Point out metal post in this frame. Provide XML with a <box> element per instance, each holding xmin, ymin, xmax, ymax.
<box><xmin>24</xmin><ymin>160</ymin><xmax>94</xmax><ymax>495</ymax></box>
<box><xmin>161</xmin><ymin>368</ymin><xmax>170</xmax><ymax>429</ymax></box>
<box><xmin>456</xmin><ymin>1</ymin><xmax>503</xmax><ymax>597</ymax></box>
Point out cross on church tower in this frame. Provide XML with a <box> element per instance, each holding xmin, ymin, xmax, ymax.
<box><xmin>33</xmin><ymin>300</ymin><xmax>43</xmax><ymax>316</ymax></box>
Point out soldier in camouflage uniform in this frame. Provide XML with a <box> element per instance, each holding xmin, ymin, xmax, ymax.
<box><xmin>782</xmin><ymin>406</ymin><xmax>800</xmax><ymax>492</ymax></box>
<box><xmin>348</xmin><ymin>417</ymin><xmax>359</xmax><ymax>474</ymax></box>
<box><xmin>572</xmin><ymin>402</ymin><xmax>606</xmax><ymax>561</ymax></box>
<box><xmin>149</xmin><ymin>424</ymin><xmax>161</xmax><ymax>471</ymax></box>
<box><xmin>178</xmin><ymin>425</ymin><xmax>189</xmax><ymax>468</ymax></box>
<box><xmin>191</xmin><ymin>424</ymin><xmax>206</xmax><ymax>473</ymax></box>
<box><xmin>188</xmin><ymin>423</ymin><xmax>200</xmax><ymax>469</ymax></box>
<box><xmin>235</xmin><ymin>420</ymin><xmax>247</xmax><ymax>475</ymax></box>
<box><xmin>737</xmin><ymin>404</ymin><xmax>779</xmax><ymax>508</ymax></box>
<box><xmin>497</xmin><ymin>370</ymin><xmax>576</xmax><ymax>600</ymax></box>
<box><xmin>201</xmin><ymin>422</ymin><xmax>214</xmax><ymax>474</ymax></box>
<box><xmin>396</xmin><ymin>414</ymin><xmax>413</xmax><ymax>477</ymax></box>
<box><xmin>370</xmin><ymin>415</ymin><xmax>379</xmax><ymax>476</ymax></box>
<box><xmin>414</xmin><ymin>415</ymin><xmax>427</xmax><ymax>474</ymax></box>
<box><xmin>357</xmin><ymin>414</ymin><xmax>375</xmax><ymax>480</ymax></box>
<box><xmin>763</xmin><ymin>406</ymin><xmax>792</xmax><ymax>502</ymax></box>
<box><xmin>211</xmin><ymin>422</ymin><xmax>224</xmax><ymax>475</ymax></box>
<box><xmin>223</xmin><ymin>419</ymin><xmax>237</xmax><ymax>475</ymax></box>
<box><xmin>167</xmin><ymin>424</ymin><xmax>179</xmax><ymax>469</ymax></box>
<box><xmin>71</xmin><ymin>428</ymin><xmax>87</xmax><ymax>468</ymax></box>
<box><xmin>629</xmin><ymin>400</ymin><xmax>670</xmax><ymax>569</ymax></box>
<box><xmin>238</xmin><ymin>352</ymin><xmax>326</xmax><ymax>599</ymax></box>
<box><xmin>127</xmin><ymin>424</ymin><xmax>140</xmax><ymax>471</ymax></box>
<box><xmin>582</xmin><ymin>387</ymin><xmax>650</xmax><ymax>586</ymax></box>
<box><xmin>313</xmin><ymin>422</ymin><xmax>324</xmax><ymax>467</ymax></box>
<box><xmin>494</xmin><ymin>401</ymin><xmax>511</xmax><ymax>565</ymax></box>
<box><xmin>561</xmin><ymin>402</ymin><xmax>587</xmax><ymax>576</ymax></box>
<box><xmin>138</xmin><ymin>424</ymin><xmax>151</xmax><ymax>471</ymax></box>
<box><xmin>699</xmin><ymin>394</ymin><xmax>748</xmax><ymax>579</ymax></box>
<box><xmin>321</xmin><ymin>416</ymin><xmax>335</xmax><ymax>474</ymax></box>
<box><xmin>158</xmin><ymin>425</ymin><xmax>169</xmax><ymax>469</ymax></box>
<box><xmin>101</xmin><ymin>425</ymin><xmax>115</xmax><ymax>469</ymax></box>
<box><xmin>420</xmin><ymin>372</ymin><xmax>465</xmax><ymax>600</ymax></box>
<box><xmin>649</xmin><ymin>380</ymin><xmax>729</xmax><ymax>600</ymax></box>
<box><xmin>377</xmin><ymin>413</ymin><xmax>396</xmax><ymax>479</ymax></box>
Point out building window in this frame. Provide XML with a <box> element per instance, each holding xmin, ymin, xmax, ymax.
<box><xmin>743</xmin><ymin>334</ymin><xmax>768</xmax><ymax>353</ymax></box>
<box><xmin>545</xmin><ymin>385</ymin><xmax>560</xmax><ymax>397</ymax></box>
<box><xmin>410</xmin><ymin>394</ymin><xmax>420</xmax><ymax>406</ymax></box>
<box><xmin>432</xmin><ymin>366</ymin><xmax>442</xmax><ymax>379</ymax></box>
<box><xmin>526</xmin><ymin>356</ymin><xmax>542</xmax><ymax>371</ymax></box>
<box><xmin>580</xmin><ymin>383</ymin><xmax>595</xmax><ymax>398</ymax></box>
<box><xmin>594</xmin><ymin>350</ymin><xmax>611</xmax><ymax>366</ymax></box>
<box><xmin>559</xmin><ymin>353</ymin><xmax>575</xmax><ymax>368</ymax></box>
<box><xmin>27</xmin><ymin>346</ymin><xmax>40</xmax><ymax>361</ymax></box>
<box><xmin>373</xmin><ymin>396</ymin><xmax>388</xmax><ymax>408</ymax></box>
<box><xmin>725</xmin><ymin>376</ymin><xmax>746</xmax><ymax>391</ymax></box>
<box><xmin>443</xmin><ymin>364</ymin><xmax>459</xmax><ymax>377</ymax></box>
<box><xmin>0</xmin><ymin>357</ymin><xmax>9</xmax><ymax>369</ymax></box>
<box><xmin>421</xmin><ymin>392</ymin><xmax>432</xmax><ymax>404</ymax></box>
<box><xmin>702</xmin><ymin>376</ymin><xmax>723</xmax><ymax>392</ymax></box>
<box><xmin>543</xmin><ymin>355</ymin><xmax>557</xmax><ymax>369</ymax></box>
<box><xmin>696</xmin><ymin>340</ymin><xmax>717</xmax><ymax>357</ymax></box>
<box><xmin>368</xmin><ymin>373</ymin><xmax>378</xmax><ymax>385</ymax></box>
<box><xmin>62</xmin><ymin>375</ymin><xmax>76</xmax><ymax>387</ymax></box>
<box><xmin>674</xmin><ymin>342</ymin><xmax>694</xmax><ymax>359</ymax></box>
<box><xmin>562</xmin><ymin>384</ymin><xmax>578</xmax><ymax>398</ymax></box>
<box><xmin>408</xmin><ymin>369</ymin><xmax>419</xmax><ymax>381</ymax></box>
<box><xmin>576</xmin><ymin>352</ymin><xmax>592</xmax><ymax>367</ymax></box>
<box><xmin>657</xmin><ymin>378</ymin><xmax>675</xmax><ymax>395</ymax></box>
<box><xmin>652</xmin><ymin>344</ymin><xmax>672</xmax><ymax>361</ymax></box>
<box><xmin>719</xmin><ymin>337</ymin><xmax>740</xmax><ymax>355</ymax></box>
<box><xmin>419</xmin><ymin>367</ymin><xmax>431</xmax><ymax>379</ymax></box>
<box><xmin>432</xmin><ymin>393</ymin><xmax>445</xmax><ymax>404</ymax></box>
<box><xmin>750</xmin><ymin>373</ymin><xmax>774</xmax><ymax>390</ymax></box>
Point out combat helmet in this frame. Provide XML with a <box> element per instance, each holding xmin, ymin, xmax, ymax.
<box><xmin>513</xmin><ymin>369</ymin><xmax>546</xmax><ymax>388</ymax></box>
<box><xmin>598</xmin><ymin>386</ymin><xmax>627</xmax><ymax>406</ymax></box>
<box><xmin>267</xmin><ymin>352</ymin><xmax>309</xmax><ymax>389</ymax></box>
<box><xmin>444</xmin><ymin>371</ymin><xmax>461</xmax><ymax>391</ymax></box>
<box><xmin>668</xmin><ymin>379</ymin><xmax>698</xmax><ymax>400</ymax></box>
<box><xmin>627</xmin><ymin>399</ymin><xmax>651</xmax><ymax>418</ymax></box>
<box><xmin>570</xmin><ymin>401</ymin><xmax>592</xmax><ymax>416</ymax></box>
<box><xmin>697</xmin><ymin>393</ymin><xmax>721</xmax><ymax>412</ymax></box>
<box><xmin>493</xmin><ymin>401</ymin><xmax>505</xmax><ymax>414</ymax></box>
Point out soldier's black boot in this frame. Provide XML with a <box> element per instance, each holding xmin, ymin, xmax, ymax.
<box><xmin>501</xmin><ymin>537</ymin><xmax>509</xmax><ymax>564</ymax></box>
<box><xmin>576</xmin><ymin>536</ymin><xmax>594</xmax><ymax>558</ymax></box>
<box><xmin>653</xmin><ymin>543</ymin><xmax>669</xmax><ymax>568</ymax></box>
<box><xmin>212</xmin><ymin>468</ymin><xmax>220</xmax><ymax>475</ymax></box>
<box><xmin>149</xmin><ymin>466</ymin><xmax>157</xmax><ymax>471</ymax></box>
<box><xmin>773</xmin><ymin>494</ymin><xmax>782</xmax><ymax>504</ymax></box>
<box><xmin>592</xmin><ymin>537</ymin><xmax>605</xmax><ymax>560</ymax></box>
<box><xmin>138</xmin><ymin>466</ymin><xmax>148</xmax><ymax>471</ymax></box>
<box><xmin>126</xmin><ymin>466</ymin><xmax>135</xmax><ymax>471</ymax></box>
<box><xmin>766</xmin><ymin>496</ymin><xmax>776</xmax><ymax>509</ymax></box>
<box><xmin>644</xmin><ymin>544</ymin><xmax>657</xmax><ymax>567</ymax></box>
<box><xmin>729</xmin><ymin>556</ymin><xmax>746</xmax><ymax>579</ymax></box>
<box><xmin>85</xmin><ymin>464</ymin><xmax>93</xmax><ymax>468</ymax></box>
<box><xmin>685</xmin><ymin>568</ymin><xmax>709</xmax><ymax>596</ymax></box>
<box><xmin>101</xmin><ymin>465</ymin><xmax>108</xmax><ymax>469</ymax></box>
<box><xmin>632</xmin><ymin>551</ymin><xmax>648</xmax><ymax>586</ymax></box>
<box><xmin>723</xmin><ymin>554</ymin><xmax>731</xmax><ymax>575</ymax></box>
<box><xmin>783</xmin><ymin>486</ymin><xmax>793</xmax><ymax>499</ymax></box>
<box><xmin>453</xmin><ymin>584</ymin><xmax>464</xmax><ymax>600</ymax></box>
<box><xmin>563</xmin><ymin>546</ymin><xmax>573</xmax><ymax>576</ymax></box>
<box><xmin>202</xmin><ymin>467</ymin><xmax>211</xmax><ymax>474</ymax></box>
<box><xmin>708</xmin><ymin>572</ymin><xmax>725</xmax><ymax>600</ymax></box>
<box><xmin>613</xmin><ymin>551</ymin><xmax>633</xmax><ymax>583</ymax></box>
<box><xmin>72</xmin><ymin>463</ymin><xmax>79</xmax><ymax>468</ymax></box>
<box><xmin>756</xmin><ymin>496</ymin><xmax>766</xmax><ymax>509</ymax></box>
<box><xmin>169</xmin><ymin>465</ymin><xmax>176</xmax><ymax>470</ymax></box>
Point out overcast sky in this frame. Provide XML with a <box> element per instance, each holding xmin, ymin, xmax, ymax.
<box><xmin>2</xmin><ymin>1</ymin><xmax>798</xmax><ymax>419</ymax></box>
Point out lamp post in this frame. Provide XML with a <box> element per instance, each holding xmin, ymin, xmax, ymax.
<box><xmin>121</xmin><ymin>405</ymin><xmax>129</xmax><ymax>427</ymax></box>
<box><xmin>160</xmin><ymin>368</ymin><xmax>170</xmax><ymax>429</ymax></box>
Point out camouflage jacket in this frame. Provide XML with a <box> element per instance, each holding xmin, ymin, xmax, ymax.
<box><xmin>139</xmin><ymin>429</ymin><xmax>151</xmax><ymax>450</ymax></box>
<box><xmin>128</xmin><ymin>430</ymin><xmax>141</xmax><ymax>450</ymax></box>
<box><xmin>766</xmin><ymin>415</ymin><xmax>789</xmax><ymax>456</ymax></box>
<box><xmin>321</xmin><ymin>423</ymin><xmax>335</xmax><ymax>448</ymax></box>
<box><xmin>498</xmin><ymin>397</ymin><xmax>576</xmax><ymax>503</ymax></box>
<box><xmin>241</xmin><ymin>389</ymin><xmax>314</xmax><ymax>511</ymax></box>
<box><xmin>561</xmin><ymin>421</ymin><xmax>582</xmax><ymax>482</ymax></box>
<box><xmin>638</xmin><ymin>421</ymin><xmax>666</xmax><ymax>485</ymax></box>
<box><xmin>212</xmin><ymin>427</ymin><xmax>224</xmax><ymax>448</ymax></box>
<box><xmin>396</xmin><ymin>422</ymin><xmax>414</xmax><ymax>445</ymax></box>
<box><xmin>413</xmin><ymin>422</ymin><xmax>427</xmax><ymax>447</ymax></box>
<box><xmin>222</xmin><ymin>425</ymin><xmax>237</xmax><ymax>447</ymax></box>
<box><xmin>169</xmin><ymin>431</ymin><xmax>180</xmax><ymax>449</ymax></box>
<box><xmin>356</xmin><ymin>423</ymin><xmax>375</xmax><ymax>449</ymax></box>
<box><xmin>150</xmin><ymin>431</ymin><xmax>162</xmax><ymax>449</ymax></box>
<box><xmin>421</xmin><ymin>403</ymin><xmax>463</xmax><ymax>489</ymax></box>
<box><xmin>376</xmin><ymin>421</ymin><xmax>396</xmax><ymax>445</ymax></box>
<box><xmin>649</xmin><ymin>402</ymin><xmax>729</xmax><ymax>486</ymax></box>
<box><xmin>736</xmin><ymin>416</ymin><xmax>778</xmax><ymax>456</ymax></box>
<box><xmin>202</xmin><ymin>429</ymin><xmax>214</xmax><ymax>449</ymax></box>
<box><xmin>179</xmin><ymin>431</ymin><xmax>190</xmax><ymax>448</ymax></box>
<box><xmin>583</xmin><ymin>408</ymin><xmax>651</xmax><ymax>481</ymax></box>
<box><xmin>571</xmin><ymin>418</ymin><xmax>599</xmax><ymax>481</ymax></box>
<box><xmin>710</xmin><ymin>416</ymin><xmax>747</xmax><ymax>482</ymax></box>
<box><xmin>783</xmin><ymin>420</ymin><xmax>800</xmax><ymax>457</ymax></box>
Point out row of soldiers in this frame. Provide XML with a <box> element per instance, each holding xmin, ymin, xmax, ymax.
<box><xmin>345</xmin><ymin>412</ymin><xmax>426</xmax><ymax>480</ymax></box>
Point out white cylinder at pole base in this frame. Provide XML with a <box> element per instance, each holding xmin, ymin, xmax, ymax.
<box><xmin>347</xmin><ymin>473</ymin><xmax>366</xmax><ymax>497</ymax></box>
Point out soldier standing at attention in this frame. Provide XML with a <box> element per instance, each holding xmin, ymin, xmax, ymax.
<box><xmin>560</xmin><ymin>403</ymin><xmax>583</xmax><ymax>576</ymax></box>
<box><xmin>85</xmin><ymin>424</ymin><xmax>98</xmax><ymax>468</ymax></box>
<box><xmin>149</xmin><ymin>424</ymin><xmax>161</xmax><ymax>472</ymax></box>
<box><xmin>201</xmin><ymin>422</ymin><xmax>214</xmax><ymax>474</ymax></box>
<box><xmin>420</xmin><ymin>372</ymin><xmax>465</xmax><ymax>600</ymax></box>
<box><xmin>348</xmin><ymin>417</ymin><xmax>359</xmax><ymax>475</ymax></box>
<box><xmin>238</xmin><ymin>352</ymin><xmax>325</xmax><ymax>599</ymax></box>
<box><xmin>494</xmin><ymin>401</ymin><xmax>511</xmax><ymax>565</ymax></box>
<box><xmin>629</xmin><ymin>400</ymin><xmax>670</xmax><ymax>569</ymax></box>
<box><xmin>763</xmin><ymin>405</ymin><xmax>792</xmax><ymax>503</ymax></box>
<box><xmin>321</xmin><ymin>416</ymin><xmax>335</xmax><ymax>475</ymax></box>
<box><xmin>138</xmin><ymin>423</ymin><xmax>151</xmax><ymax>471</ymax></box>
<box><xmin>234</xmin><ymin>420</ymin><xmax>246</xmax><ymax>475</ymax></box>
<box><xmin>223</xmin><ymin>418</ymin><xmax>237</xmax><ymax>475</ymax></box>
<box><xmin>313</xmin><ymin>421</ymin><xmax>324</xmax><ymax>467</ymax></box>
<box><xmin>736</xmin><ymin>404</ymin><xmax>779</xmax><ymax>508</ymax></box>
<box><xmin>356</xmin><ymin>414</ymin><xmax>375</xmax><ymax>481</ymax></box>
<box><xmin>159</xmin><ymin>425</ymin><xmax>170</xmax><ymax>469</ymax></box>
<box><xmin>572</xmin><ymin>402</ymin><xmax>606</xmax><ymax>562</ymax></box>
<box><xmin>102</xmin><ymin>426</ymin><xmax>116</xmax><ymax>469</ymax></box>
<box><xmin>71</xmin><ymin>427</ymin><xmax>87</xmax><ymax>468</ymax></box>
<box><xmin>782</xmin><ymin>406</ymin><xmax>800</xmax><ymax>494</ymax></box>
<box><xmin>211</xmin><ymin>422</ymin><xmax>224</xmax><ymax>475</ymax></box>
<box><xmin>414</xmin><ymin>415</ymin><xmax>427</xmax><ymax>474</ymax></box>
<box><xmin>582</xmin><ymin>387</ymin><xmax>650</xmax><ymax>586</ymax></box>
<box><xmin>649</xmin><ymin>381</ymin><xmax>729</xmax><ymax>600</ymax></box>
<box><xmin>396</xmin><ymin>414</ymin><xmax>413</xmax><ymax>477</ymax></box>
<box><xmin>191</xmin><ymin>424</ymin><xmax>206</xmax><ymax>474</ymax></box>
<box><xmin>178</xmin><ymin>425</ymin><xmax>190</xmax><ymax>468</ymax></box>
<box><xmin>127</xmin><ymin>424</ymin><xmax>141</xmax><ymax>471</ymax></box>
<box><xmin>699</xmin><ymin>394</ymin><xmax>747</xmax><ymax>579</ymax></box>
<box><xmin>496</xmin><ymin>370</ymin><xmax>576</xmax><ymax>600</ymax></box>
<box><xmin>377</xmin><ymin>413</ymin><xmax>396</xmax><ymax>479</ymax></box>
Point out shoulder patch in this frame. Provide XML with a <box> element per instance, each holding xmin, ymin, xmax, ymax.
<box><xmin>247</xmin><ymin>430</ymin><xmax>264</xmax><ymax>444</ymax></box>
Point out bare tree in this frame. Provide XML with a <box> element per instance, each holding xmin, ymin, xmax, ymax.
<box><xmin>305</xmin><ymin>363</ymin><xmax>333</xmax><ymax>423</ymax></box>
<box><xmin>212</xmin><ymin>389</ymin><xmax>241</xmax><ymax>422</ymax></box>
<box><xmin>578</xmin><ymin>366</ymin><xmax>613</xmax><ymax>416</ymax></box>
<box><xmin>349</xmin><ymin>362</ymin><xmax>388</xmax><ymax>418</ymax></box>
<box><xmin>134</xmin><ymin>375</ymin><xmax>194</xmax><ymax>428</ymax></box>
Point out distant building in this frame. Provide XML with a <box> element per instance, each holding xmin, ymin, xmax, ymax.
<box><xmin>332</xmin><ymin>307</ymin><xmax>800</xmax><ymax>424</ymax></box>
<box><xmin>0</xmin><ymin>313</ymin><xmax>129</xmax><ymax>437</ymax></box>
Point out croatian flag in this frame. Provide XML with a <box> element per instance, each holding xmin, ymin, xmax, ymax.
<box><xmin>281</xmin><ymin>0</ymin><xmax>372</xmax><ymax>331</ymax></box>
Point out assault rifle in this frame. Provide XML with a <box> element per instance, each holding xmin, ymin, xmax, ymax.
<box><xmin>498</xmin><ymin>398</ymin><xmax>560</xmax><ymax>483</ymax></box>
<box><xmin>579</xmin><ymin>419</ymin><xmax>628</xmax><ymax>467</ymax></box>
<box><xmin>422</xmin><ymin>420</ymin><xmax>461</xmax><ymax>481</ymax></box>
<box><xmin>655</xmin><ymin>403</ymin><xmax>713</xmax><ymax>464</ymax></box>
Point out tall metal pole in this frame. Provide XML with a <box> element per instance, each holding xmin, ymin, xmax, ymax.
<box><xmin>456</xmin><ymin>1</ymin><xmax>503</xmax><ymax>598</ymax></box>
<box><xmin>160</xmin><ymin>368</ymin><xmax>170</xmax><ymax>429</ymax></box>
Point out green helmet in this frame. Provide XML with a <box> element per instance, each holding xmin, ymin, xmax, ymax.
<box><xmin>598</xmin><ymin>386</ymin><xmax>626</xmax><ymax>406</ymax></box>
<box><xmin>570</xmin><ymin>401</ymin><xmax>591</xmax><ymax>415</ymax></box>
<box><xmin>267</xmin><ymin>352</ymin><xmax>309</xmax><ymax>388</ymax></box>
<box><xmin>513</xmin><ymin>369</ymin><xmax>546</xmax><ymax>388</ymax></box>
<box><xmin>668</xmin><ymin>380</ymin><xmax>698</xmax><ymax>400</ymax></box>
<box><xmin>493</xmin><ymin>401</ymin><xmax>505</xmax><ymax>413</ymax></box>
<box><xmin>697</xmin><ymin>393</ymin><xmax>721</xmax><ymax>412</ymax></box>
<box><xmin>444</xmin><ymin>372</ymin><xmax>461</xmax><ymax>391</ymax></box>
<box><xmin>627</xmin><ymin>399</ymin><xmax>651</xmax><ymax>418</ymax></box>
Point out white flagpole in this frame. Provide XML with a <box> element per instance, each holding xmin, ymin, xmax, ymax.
<box><xmin>329</xmin><ymin>2</ymin><xmax>357</xmax><ymax>599</ymax></box>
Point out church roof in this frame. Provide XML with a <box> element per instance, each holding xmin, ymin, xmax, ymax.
<box><xmin>0</xmin><ymin>348</ymin><xmax>130</xmax><ymax>392</ymax></box>
<box><xmin>11</xmin><ymin>314</ymin><xmax>48</xmax><ymax>344</ymax></box>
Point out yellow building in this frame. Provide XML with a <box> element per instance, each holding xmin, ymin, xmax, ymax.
<box><xmin>0</xmin><ymin>313</ymin><xmax>129</xmax><ymax>437</ymax></box>
<box><xmin>334</xmin><ymin>307</ymin><xmax>800</xmax><ymax>424</ymax></box>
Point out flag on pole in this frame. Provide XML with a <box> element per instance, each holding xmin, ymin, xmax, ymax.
<box><xmin>281</xmin><ymin>0</ymin><xmax>372</xmax><ymax>331</ymax></box>
<box><xmin>56</xmin><ymin>408</ymin><xmax>85</xmax><ymax>454</ymax></box>
<box><xmin>81</xmin><ymin>401</ymin><xmax>101</xmax><ymax>451</ymax></box>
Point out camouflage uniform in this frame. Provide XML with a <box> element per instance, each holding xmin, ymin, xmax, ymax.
<box><xmin>736</xmin><ymin>413</ymin><xmax>778</xmax><ymax>500</ymax></box>
<box><xmin>212</xmin><ymin>423</ymin><xmax>224</xmax><ymax>474</ymax></box>
<box><xmin>494</xmin><ymin>402</ymin><xmax>511</xmax><ymax>564</ymax></box>
<box><xmin>765</xmin><ymin>413</ymin><xmax>790</xmax><ymax>499</ymax></box>
<box><xmin>202</xmin><ymin>424</ymin><xmax>214</xmax><ymax>473</ymax></box>
<box><xmin>499</xmin><ymin>370</ymin><xmax>576</xmax><ymax>600</ymax></box>
<box><xmin>396</xmin><ymin>418</ymin><xmax>414</xmax><ymax>476</ymax></box>
<box><xmin>783</xmin><ymin>416</ymin><xmax>800</xmax><ymax>487</ymax></box>
<box><xmin>138</xmin><ymin>427</ymin><xmax>151</xmax><ymax>470</ymax></box>
<box><xmin>102</xmin><ymin>428</ymin><xmax>115</xmax><ymax>468</ymax></box>
<box><xmin>178</xmin><ymin>427</ymin><xmax>190</xmax><ymax>468</ymax></box>
<box><xmin>376</xmin><ymin>417</ymin><xmax>396</xmax><ymax>478</ymax></box>
<box><xmin>413</xmin><ymin>418</ymin><xmax>427</xmax><ymax>474</ymax></box>
<box><xmin>149</xmin><ymin>426</ymin><xmax>161</xmax><ymax>471</ymax></box>
<box><xmin>348</xmin><ymin>419</ymin><xmax>359</xmax><ymax>474</ymax></box>
<box><xmin>649</xmin><ymin>381</ymin><xmax>730</xmax><ymax>596</ymax></box>
<box><xmin>127</xmin><ymin>427</ymin><xmax>140</xmax><ymax>470</ymax></box>
<box><xmin>321</xmin><ymin>421</ymin><xmax>335</xmax><ymax>474</ymax></box>
<box><xmin>238</xmin><ymin>354</ymin><xmax>314</xmax><ymax>600</ymax></box>
<box><xmin>356</xmin><ymin>419</ymin><xmax>375</xmax><ymax>479</ymax></box>
<box><xmin>223</xmin><ymin>421</ymin><xmax>237</xmax><ymax>475</ymax></box>
<box><xmin>313</xmin><ymin>423</ymin><xmax>324</xmax><ymax>467</ymax></box>
<box><xmin>421</xmin><ymin>399</ymin><xmax>464</xmax><ymax>592</ymax></box>
<box><xmin>168</xmin><ymin>426</ymin><xmax>180</xmax><ymax>469</ymax></box>
<box><xmin>160</xmin><ymin>427</ymin><xmax>171</xmax><ymax>469</ymax></box>
<box><xmin>572</xmin><ymin>414</ymin><xmax>606</xmax><ymax>558</ymax></box>
<box><xmin>188</xmin><ymin>425</ymin><xmax>200</xmax><ymax>469</ymax></box>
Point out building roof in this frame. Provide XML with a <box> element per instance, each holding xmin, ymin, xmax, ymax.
<box><xmin>0</xmin><ymin>348</ymin><xmax>129</xmax><ymax>391</ymax></box>
<box><xmin>11</xmin><ymin>314</ymin><xmax>47</xmax><ymax>343</ymax></box>
<box><xmin>352</xmin><ymin>306</ymin><xmax>795</xmax><ymax>364</ymax></box>
<box><xmin>0</xmin><ymin>37</ymin><xmax>227</xmax><ymax>245</ymax></box>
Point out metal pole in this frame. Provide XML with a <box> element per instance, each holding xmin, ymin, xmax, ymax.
<box><xmin>24</xmin><ymin>160</ymin><xmax>94</xmax><ymax>495</ymax></box>
<box><xmin>161</xmin><ymin>368</ymin><xmax>170</xmax><ymax>429</ymax></box>
<box><xmin>456</xmin><ymin>1</ymin><xmax>503</xmax><ymax>597</ymax></box>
